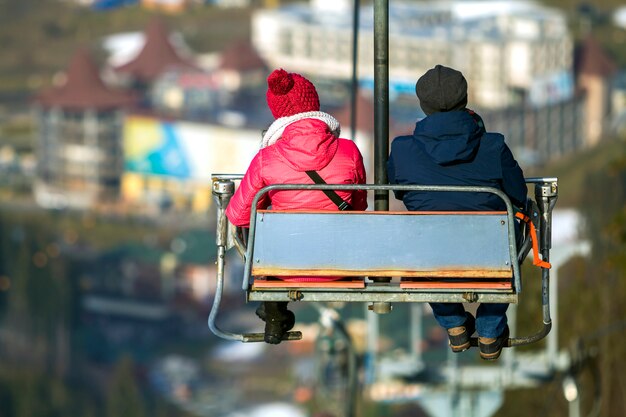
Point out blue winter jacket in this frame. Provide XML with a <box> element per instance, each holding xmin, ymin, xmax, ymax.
<box><xmin>387</xmin><ymin>110</ymin><xmax>527</xmax><ymax>211</ymax></box>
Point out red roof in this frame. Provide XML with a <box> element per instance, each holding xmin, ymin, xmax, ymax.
<box><xmin>114</xmin><ymin>18</ymin><xmax>198</xmax><ymax>82</ymax></box>
<box><xmin>575</xmin><ymin>36</ymin><xmax>618</xmax><ymax>78</ymax></box>
<box><xmin>219</xmin><ymin>40</ymin><xmax>267</xmax><ymax>72</ymax></box>
<box><xmin>35</xmin><ymin>48</ymin><xmax>137</xmax><ymax>110</ymax></box>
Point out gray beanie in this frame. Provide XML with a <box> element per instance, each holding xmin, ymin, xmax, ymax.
<box><xmin>415</xmin><ymin>65</ymin><xmax>468</xmax><ymax>115</ymax></box>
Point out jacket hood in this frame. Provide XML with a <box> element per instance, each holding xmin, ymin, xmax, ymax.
<box><xmin>413</xmin><ymin>111</ymin><xmax>484</xmax><ymax>165</ymax></box>
<box><xmin>274</xmin><ymin>118</ymin><xmax>339</xmax><ymax>171</ymax></box>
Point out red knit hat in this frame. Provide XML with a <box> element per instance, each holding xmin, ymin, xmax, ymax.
<box><xmin>266</xmin><ymin>69</ymin><xmax>320</xmax><ymax>118</ymax></box>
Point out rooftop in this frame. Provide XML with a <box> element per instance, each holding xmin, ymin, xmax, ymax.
<box><xmin>575</xmin><ymin>35</ymin><xmax>618</xmax><ymax>78</ymax></box>
<box><xmin>35</xmin><ymin>48</ymin><xmax>137</xmax><ymax>110</ymax></box>
<box><xmin>219</xmin><ymin>40</ymin><xmax>267</xmax><ymax>72</ymax></box>
<box><xmin>114</xmin><ymin>18</ymin><xmax>199</xmax><ymax>82</ymax></box>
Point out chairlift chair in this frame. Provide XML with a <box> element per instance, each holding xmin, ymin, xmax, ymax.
<box><xmin>208</xmin><ymin>175</ymin><xmax>558</xmax><ymax>348</ymax></box>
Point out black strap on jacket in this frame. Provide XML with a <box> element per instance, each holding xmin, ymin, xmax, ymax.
<box><xmin>305</xmin><ymin>170</ymin><xmax>352</xmax><ymax>211</ymax></box>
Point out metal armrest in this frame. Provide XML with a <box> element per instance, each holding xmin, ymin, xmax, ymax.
<box><xmin>517</xmin><ymin>198</ymin><xmax>539</xmax><ymax>264</ymax></box>
<box><xmin>232</xmin><ymin>226</ymin><xmax>248</xmax><ymax>259</ymax></box>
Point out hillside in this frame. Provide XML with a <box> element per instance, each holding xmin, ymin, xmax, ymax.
<box><xmin>527</xmin><ymin>136</ymin><xmax>626</xmax><ymax>208</ymax></box>
<box><xmin>543</xmin><ymin>0</ymin><xmax>626</xmax><ymax>68</ymax></box>
<box><xmin>0</xmin><ymin>0</ymin><xmax>623</xmax><ymax>104</ymax></box>
<box><xmin>0</xmin><ymin>1</ymin><xmax>252</xmax><ymax>103</ymax></box>
<box><xmin>496</xmin><ymin>134</ymin><xmax>626</xmax><ymax>417</ymax></box>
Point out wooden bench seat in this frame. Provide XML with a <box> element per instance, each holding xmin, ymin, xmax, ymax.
<box><xmin>251</xmin><ymin>277</ymin><xmax>511</xmax><ymax>290</ymax></box>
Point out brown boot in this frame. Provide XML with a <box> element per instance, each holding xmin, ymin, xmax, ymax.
<box><xmin>447</xmin><ymin>313</ymin><xmax>475</xmax><ymax>353</ymax></box>
<box><xmin>479</xmin><ymin>325</ymin><xmax>509</xmax><ymax>360</ymax></box>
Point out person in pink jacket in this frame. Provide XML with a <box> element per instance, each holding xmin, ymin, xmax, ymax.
<box><xmin>225</xmin><ymin>68</ymin><xmax>368</xmax><ymax>344</ymax></box>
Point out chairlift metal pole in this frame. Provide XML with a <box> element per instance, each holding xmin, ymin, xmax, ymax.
<box><xmin>209</xmin><ymin>177</ymin><xmax>302</xmax><ymax>343</ymax></box>
<box><xmin>507</xmin><ymin>179</ymin><xmax>557</xmax><ymax>346</ymax></box>
<box><xmin>373</xmin><ymin>0</ymin><xmax>389</xmax><ymax>211</ymax></box>
<box><xmin>349</xmin><ymin>0</ymin><xmax>360</xmax><ymax>140</ymax></box>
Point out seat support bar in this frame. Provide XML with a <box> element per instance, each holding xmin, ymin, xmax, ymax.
<box><xmin>248</xmin><ymin>289</ymin><xmax>518</xmax><ymax>304</ymax></box>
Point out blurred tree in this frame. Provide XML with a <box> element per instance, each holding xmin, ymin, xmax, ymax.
<box><xmin>0</xmin><ymin>370</ymin><xmax>72</xmax><ymax>417</ymax></box>
<box><xmin>0</xmin><ymin>218</ymin><xmax>73</xmax><ymax>377</ymax></box>
<box><xmin>497</xmin><ymin>148</ymin><xmax>626</xmax><ymax>417</ymax></box>
<box><xmin>0</xmin><ymin>0</ymin><xmax>40</xmax><ymax>23</ymax></box>
<box><xmin>577</xmin><ymin>157</ymin><xmax>626</xmax><ymax>417</ymax></box>
<box><xmin>106</xmin><ymin>355</ymin><xmax>147</xmax><ymax>417</ymax></box>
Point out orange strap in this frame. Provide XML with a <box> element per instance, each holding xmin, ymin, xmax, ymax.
<box><xmin>515</xmin><ymin>212</ymin><xmax>551</xmax><ymax>269</ymax></box>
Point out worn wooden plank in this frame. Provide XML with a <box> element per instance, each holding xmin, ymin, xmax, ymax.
<box><xmin>253</xmin><ymin>277</ymin><xmax>365</xmax><ymax>288</ymax></box>
<box><xmin>251</xmin><ymin>268</ymin><xmax>512</xmax><ymax>278</ymax></box>
<box><xmin>400</xmin><ymin>278</ymin><xmax>512</xmax><ymax>290</ymax></box>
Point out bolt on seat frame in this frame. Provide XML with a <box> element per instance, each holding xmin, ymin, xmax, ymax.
<box><xmin>209</xmin><ymin>175</ymin><xmax>558</xmax><ymax>347</ymax></box>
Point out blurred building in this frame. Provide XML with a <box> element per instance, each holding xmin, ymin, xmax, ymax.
<box><xmin>141</xmin><ymin>0</ymin><xmax>193</xmax><ymax>13</ymax></box>
<box><xmin>151</xmin><ymin>68</ymin><xmax>220</xmax><ymax>118</ymax></box>
<box><xmin>69</xmin><ymin>0</ymin><xmax>137</xmax><ymax>8</ymax></box>
<box><xmin>33</xmin><ymin>18</ymin><xmax>270</xmax><ymax>213</ymax></box>
<box><xmin>611</xmin><ymin>73</ymin><xmax>626</xmax><ymax>137</ymax></box>
<box><xmin>78</xmin><ymin>0</ymin><xmax>205</xmax><ymax>12</ymax></box>
<box><xmin>110</xmin><ymin>21</ymin><xmax>268</xmax><ymax>215</ymax></box>
<box><xmin>106</xmin><ymin>18</ymin><xmax>269</xmax><ymax>123</ymax></box>
<box><xmin>150</xmin><ymin>40</ymin><xmax>268</xmax><ymax>119</ymax></box>
<box><xmin>574</xmin><ymin>35</ymin><xmax>618</xmax><ymax>145</ymax></box>
<box><xmin>112</xmin><ymin>18</ymin><xmax>200</xmax><ymax>100</ymax></box>
<box><xmin>33</xmin><ymin>48</ymin><xmax>137</xmax><ymax>210</ymax></box>
<box><xmin>217</xmin><ymin>40</ymin><xmax>268</xmax><ymax>94</ymax></box>
<box><xmin>252</xmin><ymin>0</ymin><xmax>573</xmax><ymax>109</ymax></box>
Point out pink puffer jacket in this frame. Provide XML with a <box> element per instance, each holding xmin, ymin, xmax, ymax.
<box><xmin>225</xmin><ymin>118</ymin><xmax>368</xmax><ymax>281</ymax></box>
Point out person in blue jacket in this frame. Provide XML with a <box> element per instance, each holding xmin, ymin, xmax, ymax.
<box><xmin>387</xmin><ymin>64</ymin><xmax>528</xmax><ymax>360</ymax></box>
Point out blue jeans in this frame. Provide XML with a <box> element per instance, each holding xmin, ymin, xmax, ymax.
<box><xmin>429</xmin><ymin>302</ymin><xmax>508</xmax><ymax>339</ymax></box>
<box><xmin>428</xmin><ymin>221</ymin><xmax>522</xmax><ymax>339</ymax></box>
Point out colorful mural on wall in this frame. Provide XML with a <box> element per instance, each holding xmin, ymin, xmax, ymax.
<box><xmin>122</xmin><ymin>115</ymin><xmax>261</xmax><ymax>213</ymax></box>
<box><xmin>123</xmin><ymin>116</ymin><xmax>260</xmax><ymax>180</ymax></box>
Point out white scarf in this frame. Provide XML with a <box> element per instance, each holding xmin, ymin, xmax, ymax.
<box><xmin>260</xmin><ymin>111</ymin><xmax>342</xmax><ymax>148</ymax></box>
